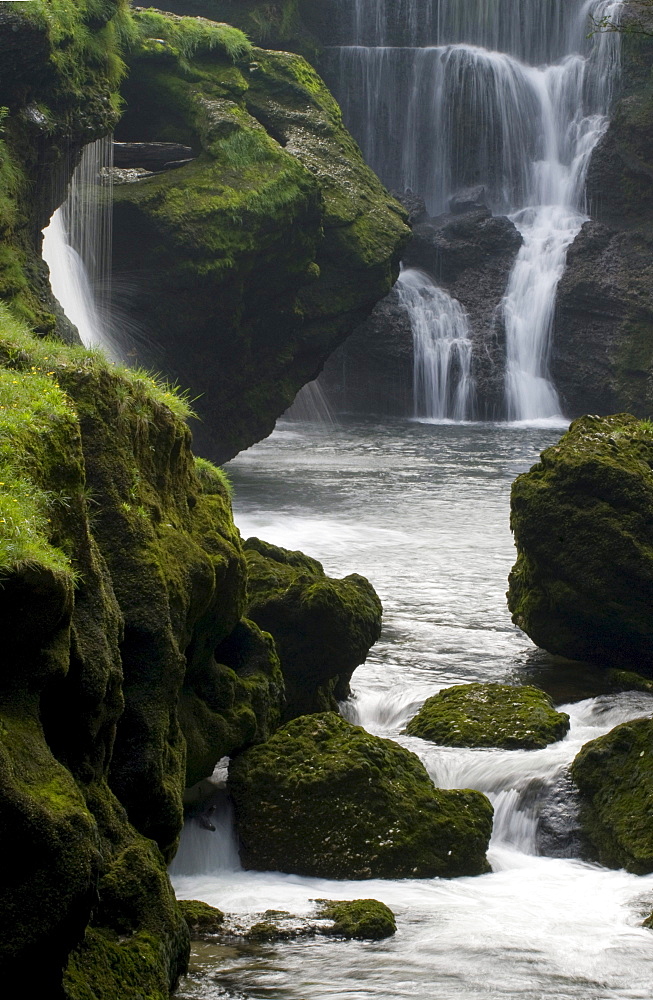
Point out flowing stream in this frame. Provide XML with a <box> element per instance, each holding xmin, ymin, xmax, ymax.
<box><xmin>323</xmin><ymin>0</ymin><xmax>623</xmax><ymax>420</ymax></box>
<box><xmin>172</xmin><ymin>418</ymin><xmax>653</xmax><ymax>1000</ymax></box>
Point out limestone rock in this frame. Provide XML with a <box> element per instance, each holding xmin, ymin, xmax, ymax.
<box><xmin>228</xmin><ymin>712</ymin><xmax>493</xmax><ymax>879</ymax></box>
<box><xmin>507</xmin><ymin>414</ymin><xmax>653</xmax><ymax>670</ymax></box>
<box><xmin>405</xmin><ymin>683</ymin><xmax>570</xmax><ymax>750</ymax></box>
<box><xmin>572</xmin><ymin>718</ymin><xmax>653</xmax><ymax>874</ymax></box>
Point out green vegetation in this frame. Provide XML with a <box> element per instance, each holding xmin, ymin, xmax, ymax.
<box><xmin>194</xmin><ymin>456</ymin><xmax>233</xmax><ymax>497</ymax></box>
<box><xmin>405</xmin><ymin>683</ymin><xmax>570</xmax><ymax>750</ymax></box>
<box><xmin>128</xmin><ymin>7</ymin><xmax>251</xmax><ymax>67</ymax></box>
<box><xmin>572</xmin><ymin>718</ymin><xmax>653</xmax><ymax>874</ymax></box>
<box><xmin>315</xmin><ymin>899</ymin><xmax>397</xmax><ymax>940</ymax></box>
<box><xmin>178</xmin><ymin>900</ymin><xmax>225</xmax><ymax>938</ymax></box>
<box><xmin>229</xmin><ymin>712</ymin><xmax>493</xmax><ymax>880</ymax></box>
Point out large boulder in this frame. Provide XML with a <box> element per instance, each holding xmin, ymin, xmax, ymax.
<box><xmin>111</xmin><ymin>9</ymin><xmax>409</xmax><ymax>462</ymax></box>
<box><xmin>571</xmin><ymin>718</ymin><xmax>653</xmax><ymax>874</ymax></box>
<box><xmin>507</xmin><ymin>414</ymin><xmax>653</xmax><ymax>671</ymax></box>
<box><xmin>243</xmin><ymin>537</ymin><xmax>382</xmax><ymax>716</ymax></box>
<box><xmin>228</xmin><ymin>712</ymin><xmax>493</xmax><ymax>879</ymax></box>
<box><xmin>405</xmin><ymin>683</ymin><xmax>570</xmax><ymax>750</ymax></box>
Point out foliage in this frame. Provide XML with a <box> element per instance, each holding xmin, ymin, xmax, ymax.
<box><xmin>591</xmin><ymin>0</ymin><xmax>653</xmax><ymax>35</ymax></box>
<box><xmin>128</xmin><ymin>7</ymin><xmax>252</xmax><ymax>68</ymax></box>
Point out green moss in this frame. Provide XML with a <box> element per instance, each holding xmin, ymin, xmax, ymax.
<box><xmin>229</xmin><ymin>712</ymin><xmax>493</xmax><ymax>880</ymax></box>
<box><xmin>64</xmin><ymin>927</ymin><xmax>177</xmax><ymax>1000</ymax></box>
<box><xmin>405</xmin><ymin>683</ymin><xmax>570</xmax><ymax>750</ymax></box>
<box><xmin>507</xmin><ymin>414</ymin><xmax>653</xmax><ymax>670</ymax></box>
<box><xmin>243</xmin><ymin>537</ymin><xmax>382</xmax><ymax>716</ymax></box>
<box><xmin>572</xmin><ymin>718</ymin><xmax>653</xmax><ymax>874</ymax></box>
<box><xmin>178</xmin><ymin>900</ymin><xmax>225</xmax><ymax>938</ymax></box>
<box><xmin>194</xmin><ymin>457</ymin><xmax>232</xmax><ymax>498</ymax></box>
<box><xmin>128</xmin><ymin>7</ymin><xmax>252</xmax><ymax>67</ymax></box>
<box><xmin>315</xmin><ymin>898</ymin><xmax>396</xmax><ymax>940</ymax></box>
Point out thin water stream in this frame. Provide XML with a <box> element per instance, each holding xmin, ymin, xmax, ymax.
<box><xmin>172</xmin><ymin>419</ymin><xmax>653</xmax><ymax>1000</ymax></box>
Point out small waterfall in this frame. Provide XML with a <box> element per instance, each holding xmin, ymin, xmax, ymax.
<box><xmin>283</xmin><ymin>379</ymin><xmax>335</xmax><ymax>425</ymax></box>
<box><xmin>397</xmin><ymin>268</ymin><xmax>474</xmax><ymax>421</ymax></box>
<box><xmin>42</xmin><ymin>136</ymin><xmax>116</xmax><ymax>355</ymax></box>
<box><xmin>325</xmin><ymin>0</ymin><xmax>623</xmax><ymax>421</ymax></box>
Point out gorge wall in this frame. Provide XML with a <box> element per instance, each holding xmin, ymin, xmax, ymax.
<box><xmin>0</xmin><ymin>2</ymin><xmax>404</xmax><ymax>995</ymax></box>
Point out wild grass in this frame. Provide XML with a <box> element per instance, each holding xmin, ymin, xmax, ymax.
<box><xmin>130</xmin><ymin>8</ymin><xmax>252</xmax><ymax>67</ymax></box>
<box><xmin>194</xmin><ymin>456</ymin><xmax>233</xmax><ymax>497</ymax></box>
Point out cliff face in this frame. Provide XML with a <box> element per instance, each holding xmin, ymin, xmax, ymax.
<box><xmin>0</xmin><ymin>3</ymin><xmax>394</xmax><ymax>995</ymax></box>
<box><xmin>552</xmin><ymin>25</ymin><xmax>653</xmax><ymax>417</ymax></box>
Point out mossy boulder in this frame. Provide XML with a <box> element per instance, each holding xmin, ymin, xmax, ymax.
<box><xmin>571</xmin><ymin>718</ymin><xmax>653</xmax><ymax>874</ymax></box>
<box><xmin>405</xmin><ymin>683</ymin><xmax>570</xmax><ymax>750</ymax></box>
<box><xmin>507</xmin><ymin>414</ymin><xmax>653</xmax><ymax>672</ymax></box>
<box><xmin>112</xmin><ymin>9</ymin><xmax>409</xmax><ymax>461</ymax></box>
<box><xmin>243</xmin><ymin>537</ymin><xmax>382</xmax><ymax>716</ymax></box>
<box><xmin>228</xmin><ymin>712</ymin><xmax>493</xmax><ymax>880</ymax></box>
<box><xmin>315</xmin><ymin>899</ymin><xmax>396</xmax><ymax>940</ymax></box>
<box><xmin>178</xmin><ymin>900</ymin><xmax>225</xmax><ymax>938</ymax></box>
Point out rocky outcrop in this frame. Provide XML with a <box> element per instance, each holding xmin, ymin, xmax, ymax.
<box><xmin>507</xmin><ymin>413</ymin><xmax>653</xmax><ymax>671</ymax></box>
<box><xmin>552</xmin><ymin>30</ymin><xmax>653</xmax><ymax>416</ymax></box>
<box><xmin>405</xmin><ymin>683</ymin><xmax>570</xmax><ymax>750</ymax></box>
<box><xmin>111</xmin><ymin>9</ymin><xmax>408</xmax><ymax>462</ymax></box>
<box><xmin>320</xmin><ymin>195</ymin><xmax>522</xmax><ymax>418</ymax></box>
<box><xmin>243</xmin><ymin>537</ymin><xmax>382</xmax><ymax>717</ymax></box>
<box><xmin>571</xmin><ymin>718</ymin><xmax>653</xmax><ymax>874</ymax></box>
<box><xmin>314</xmin><ymin>899</ymin><xmax>396</xmax><ymax>940</ymax></box>
<box><xmin>229</xmin><ymin>712</ymin><xmax>494</xmax><ymax>879</ymax></box>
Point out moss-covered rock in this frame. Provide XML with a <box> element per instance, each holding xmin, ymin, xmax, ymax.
<box><xmin>229</xmin><ymin>712</ymin><xmax>493</xmax><ymax>880</ymax></box>
<box><xmin>112</xmin><ymin>9</ymin><xmax>409</xmax><ymax>461</ymax></box>
<box><xmin>405</xmin><ymin>683</ymin><xmax>570</xmax><ymax>750</ymax></box>
<box><xmin>315</xmin><ymin>899</ymin><xmax>396</xmax><ymax>940</ymax></box>
<box><xmin>571</xmin><ymin>718</ymin><xmax>653</xmax><ymax>874</ymax></box>
<box><xmin>243</xmin><ymin>537</ymin><xmax>382</xmax><ymax>716</ymax></box>
<box><xmin>507</xmin><ymin>414</ymin><xmax>653</xmax><ymax>671</ymax></box>
<box><xmin>178</xmin><ymin>900</ymin><xmax>225</xmax><ymax>938</ymax></box>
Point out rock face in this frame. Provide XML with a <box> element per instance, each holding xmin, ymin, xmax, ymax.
<box><xmin>552</xmin><ymin>31</ymin><xmax>653</xmax><ymax>416</ymax></box>
<box><xmin>571</xmin><ymin>718</ymin><xmax>653</xmax><ymax>874</ymax></box>
<box><xmin>405</xmin><ymin>683</ymin><xmax>570</xmax><ymax>750</ymax></box>
<box><xmin>229</xmin><ymin>712</ymin><xmax>494</xmax><ymax>879</ymax></box>
<box><xmin>507</xmin><ymin>414</ymin><xmax>653</xmax><ymax>671</ymax></box>
<box><xmin>111</xmin><ymin>9</ymin><xmax>408</xmax><ymax>462</ymax></box>
<box><xmin>243</xmin><ymin>537</ymin><xmax>382</xmax><ymax>717</ymax></box>
<box><xmin>320</xmin><ymin>198</ymin><xmax>522</xmax><ymax>418</ymax></box>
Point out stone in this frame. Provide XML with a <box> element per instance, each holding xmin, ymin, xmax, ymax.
<box><xmin>507</xmin><ymin>413</ymin><xmax>653</xmax><ymax>671</ymax></box>
<box><xmin>314</xmin><ymin>898</ymin><xmax>396</xmax><ymax>940</ymax></box>
<box><xmin>228</xmin><ymin>712</ymin><xmax>493</xmax><ymax>880</ymax></box>
<box><xmin>405</xmin><ymin>683</ymin><xmax>570</xmax><ymax>750</ymax></box>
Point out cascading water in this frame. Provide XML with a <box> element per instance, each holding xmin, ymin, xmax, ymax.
<box><xmin>42</xmin><ymin>136</ymin><xmax>117</xmax><ymax>356</ymax></box>
<box><xmin>397</xmin><ymin>268</ymin><xmax>474</xmax><ymax>421</ymax></box>
<box><xmin>324</xmin><ymin>0</ymin><xmax>623</xmax><ymax>422</ymax></box>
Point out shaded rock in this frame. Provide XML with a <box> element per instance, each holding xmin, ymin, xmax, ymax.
<box><xmin>449</xmin><ymin>186</ymin><xmax>488</xmax><ymax>215</ymax></box>
<box><xmin>320</xmin><ymin>205</ymin><xmax>522</xmax><ymax>418</ymax></box>
<box><xmin>571</xmin><ymin>718</ymin><xmax>653</xmax><ymax>874</ymax></box>
<box><xmin>243</xmin><ymin>537</ymin><xmax>382</xmax><ymax>716</ymax></box>
<box><xmin>536</xmin><ymin>772</ymin><xmax>584</xmax><ymax>859</ymax></box>
<box><xmin>112</xmin><ymin>140</ymin><xmax>195</xmax><ymax>170</ymax></box>
<box><xmin>392</xmin><ymin>188</ymin><xmax>429</xmax><ymax>225</ymax></box>
<box><xmin>314</xmin><ymin>898</ymin><xmax>396</xmax><ymax>940</ymax></box>
<box><xmin>508</xmin><ymin>414</ymin><xmax>653</xmax><ymax>671</ymax></box>
<box><xmin>405</xmin><ymin>683</ymin><xmax>570</xmax><ymax>750</ymax></box>
<box><xmin>228</xmin><ymin>712</ymin><xmax>493</xmax><ymax>880</ymax></box>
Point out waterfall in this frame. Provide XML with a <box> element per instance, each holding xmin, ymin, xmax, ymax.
<box><xmin>284</xmin><ymin>379</ymin><xmax>336</xmax><ymax>425</ymax></box>
<box><xmin>325</xmin><ymin>0</ymin><xmax>623</xmax><ymax>421</ymax></box>
<box><xmin>397</xmin><ymin>268</ymin><xmax>474</xmax><ymax>421</ymax></box>
<box><xmin>42</xmin><ymin>136</ymin><xmax>116</xmax><ymax>356</ymax></box>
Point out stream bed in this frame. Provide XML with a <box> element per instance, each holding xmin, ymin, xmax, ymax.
<box><xmin>172</xmin><ymin>418</ymin><xmax>653</xmax><ymax>1000</ymax></box>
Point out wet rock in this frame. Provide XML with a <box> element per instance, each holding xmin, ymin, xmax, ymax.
<box><xmin>112</xmin><ymin>141</ymin><xmax>195</xmax><ymax>169</ymax></box>
<box><xmin>507</xmin><ymin>414</ymin><xmax>653</xmax><ymax>671</ymax></box>
<box><xmin>405</xmin><ymin>683</ymin><xmax>570</xmax><ymax>750</ymax></box>
<box><xmin>449</xmin><ymin>186</ymin><xmax>488</xmax><ymax>215</ymax></box>
<box><xmin>179</xmin><ymin>900</ymin><xmax>225</xmax><ymax>937</ymax></box>
<box><xmin>314</xmin><ymin>898</ymin><xmax>396</xmax><ymax>940</ymax></box>
<box><xmin>571</xmin><ymin>718</ymin><xmax>653</xmax><ymax>874</ymax></box>
<box><xmin>228</xmin><ymin>712</ymin><xmax>493</xmax><ymax>880</ymax></box>
<box><xmin>536</xmin><ymin>772</ymin><xmax>584</xmax><ymax>858</ymax></box>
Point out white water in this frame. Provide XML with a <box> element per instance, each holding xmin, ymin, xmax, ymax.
<box><xmin>397</xmin><ymin>268</ymin><xmax>474</xmax><ymax>420</ymax></box>
<box><xmin>172</xmin><ymin>420</ymin><xmax>653</xmax><ymax>1000</ymax></box>
<box><xmin>283</xmin><ymin>379</ymin><xmax>336</xmax><ymax>425</ymax></box>
<box><xmin>42</xmin><ymin>136</ymin><xmax>117</xmax><ymax>356</ymax></box>
<box><xmin>324</xmin><ymin>0</ymin><xmax>623</xmax><ymax>421</ymax></box>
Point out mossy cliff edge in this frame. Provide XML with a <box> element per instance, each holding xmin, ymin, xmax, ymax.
<box><xmin>111</xmin><ymin>7</ymin><xmax>409</xmax><ymax>462</ymax></box>
<box><xmin>0</xmin><ymin>3</ymin><xmax>401</xmax><ymax>996</ymax></box>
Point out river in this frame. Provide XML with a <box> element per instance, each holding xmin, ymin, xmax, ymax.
<box><xmin>172</xmin><ymin>417</ymin><xmax>653</xmax><ymax>1000</ymax></box>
